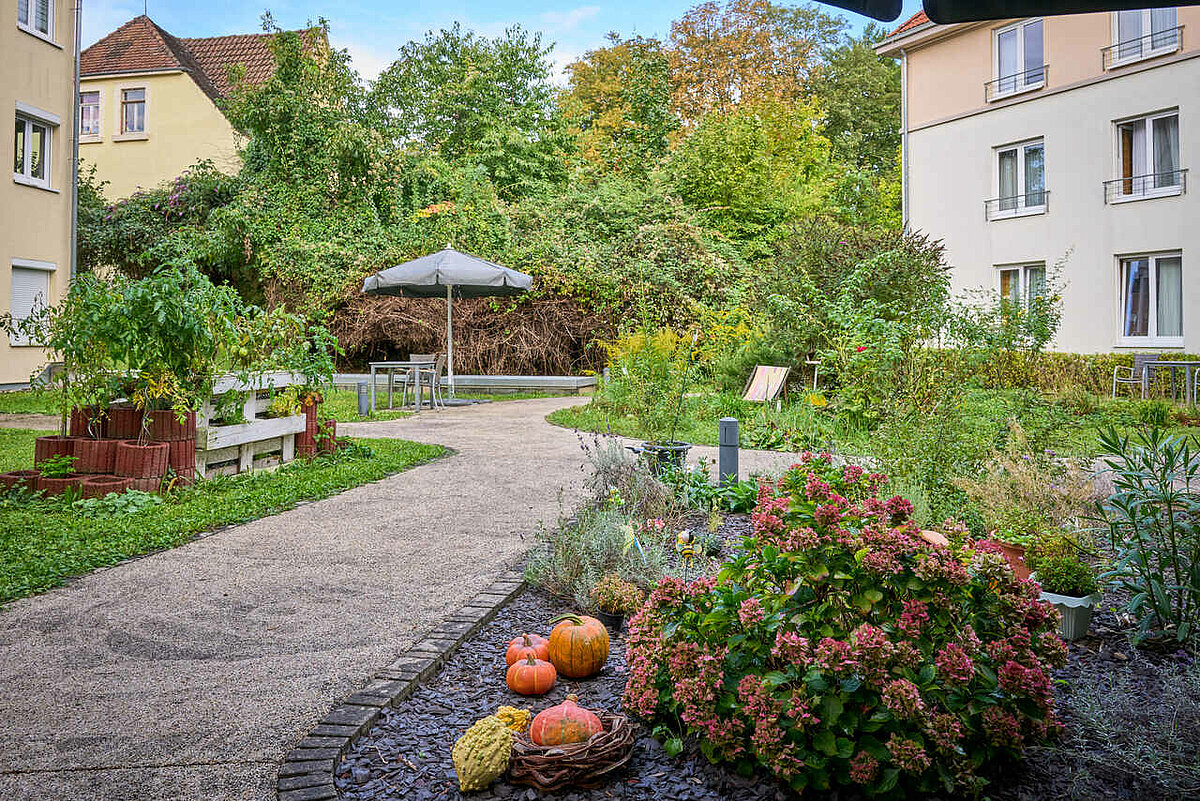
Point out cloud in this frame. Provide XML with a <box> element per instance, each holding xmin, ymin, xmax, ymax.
<box><xmin>537</xmin><ymin>6</ymin><xmax>601</xmax><ymax>34</ymax></box>
<box><xmin>337</xmin><ymin>36</ymin><xmax>395</xmax><ymax>82</ymax></box>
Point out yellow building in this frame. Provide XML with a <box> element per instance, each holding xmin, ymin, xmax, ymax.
<box><xmin>79</xmin><ymin>15</ymin><xmax>281</xmax><ymax>200</ymax></box>
<box><xmin>3</xmin><ymin>0</ymin><xmax>77</xmax><ymax>387</ymax></box>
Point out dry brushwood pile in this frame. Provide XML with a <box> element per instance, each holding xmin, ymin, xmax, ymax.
<box><xmin>332</xmin><ymin>293</ymin><xmax>612</xmax><ymax>375</ymax></box>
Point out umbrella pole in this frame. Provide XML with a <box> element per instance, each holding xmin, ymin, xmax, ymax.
<box><xmin>446</xmin><ymin>284</ymin><xmax>455</xmax><ymax>398</ymax></box>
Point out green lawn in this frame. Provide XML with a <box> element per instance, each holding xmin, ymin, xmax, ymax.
<box><xmin>0</xmin><ymin>389</ymin><xmax>58</xmax><ymax>415</ymax></box>
<box><xmin>0</xmin><ymin>436</ymin><xmax>444</xmax><ymax>603</ymax></box>
<box><xmin>323</xmin><ymin>388</ymin><xmax>555</xmax><ymax>422</ymax></box>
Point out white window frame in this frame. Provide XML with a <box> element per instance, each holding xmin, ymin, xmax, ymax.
<box><xmin>114</xmin><ymin>85</ymin><xmax>149</xmax><ymax>141</ymax></box>
<box><xmin>997</xmin><ymin>263</ymin><xmax>1047</xmax><ymax>305</ymax></box>
<box><xmin>79</xmin><ymin>89</ymin><xmax>102</xmax><ymax>142</ymax></box>
<box><xmin>1112</xmin><ymin>110</ymin><xmax>1183</xmax><ymax>203</ymax></box>
<box><xmin>991</xmin><ymin>19</ymin><xmax>1045</xmax><ymax>101</ymax></box>
<box><xmin>1117</xmin><ymin>251</ymin><xmax>1184</xmax><ymax>347</ymax></box>
<box><xmin>991</xmin><ymin>138</ymin><xmax>1047</xmax><ymax>220</ymax></box>
<box><xmin>16</xmin><ymin>0</ymin><xmax>58</xmax><ymax>46</ymax></box>
<box><xmin>8</xmin><ymin>259</ymin><xmax>55</xmax><ymax>348</ymax></box>
<box><xmin>13</xmin><ymin>103</ymin><xmax>59</xmax><ymax>191</ymax></box>
<box><xmin>1109</xmin><ymin>8</ymin><xmax>1180</xmax><ymax>68</ymax></box>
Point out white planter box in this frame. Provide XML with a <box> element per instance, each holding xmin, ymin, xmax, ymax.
<box><xmin>1039</xmin><ymin>590</ymin><xmax>1101</xmax><ymax>641</ymax></box>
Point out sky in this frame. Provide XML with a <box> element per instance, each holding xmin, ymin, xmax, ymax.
<box><xmin>82</xmin><ymin>0</ymin><xmax>925</xmax><ymax>82</ymax></box>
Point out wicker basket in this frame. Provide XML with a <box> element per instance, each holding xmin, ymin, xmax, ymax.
<box><xmin>507</xmin><ymin>713</ymin><xmax>636</xmax><ymax>792</ymax></box>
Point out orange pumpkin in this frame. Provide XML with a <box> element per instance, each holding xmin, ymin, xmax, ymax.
<box><xmin>506</xmin><ymin>655</ymin><xmax>557</xmax><ymax>696</ymax></box>
<box><xmin>530</xmin><ymin>694</ymin><xmax>603</xmax><ymax>746</ymax></box>
<box><xmin>547</xmin><ymin>614</ymin><xmax>609</xmax><ymax>678</ymax></box>
<box><xmin>505</xmin><ymin>633</ymin><xmax>550</xmax><ymax>667</ymax></box>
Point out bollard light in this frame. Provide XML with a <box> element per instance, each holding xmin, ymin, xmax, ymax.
<box><xmin>357</xmin><ymin>381</ymin><xmax>369</xmax><ymax>417</ymax></box>
<box><xmin>718</xmin><ymin>417</ymin><xmax>739</xmax><ymax>485</ymax></box>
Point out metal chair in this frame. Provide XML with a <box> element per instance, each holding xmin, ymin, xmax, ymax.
<box><xmin>1112</xmin><ymin>353</ymin><xmax>1156</xmax><ymax>399</ymax></box>
<box><xmin>417</xmin><ymin>354</ymin><xmax>447</xmax><ymax>410</ymax></box>
<box><xmin>398</xmin><ymin>354</ymin><xmax>434</xmax><ymax>408</ymax></box>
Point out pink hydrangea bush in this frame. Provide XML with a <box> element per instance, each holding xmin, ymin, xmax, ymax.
<box><xmin>624</xmin><ymin>454</ymin><xmax>1066</xmax><ymax>797</ymax></box>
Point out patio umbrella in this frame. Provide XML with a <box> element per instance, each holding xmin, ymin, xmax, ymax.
<box><xmin>360</xmin><ymin>246</ymin><xmax>533</xmax><ymax>397</ymax></box>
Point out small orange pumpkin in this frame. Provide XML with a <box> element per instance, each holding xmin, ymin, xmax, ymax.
<box><xmin>505</xmin><ymin>633</ymin><xmax>550</xmax><ymax>667</ymax></box>
<box><xmin>506</xmin><ymin>654</ymin><xmax>557</xmax><ymax>696</ymax></box>
<box><xmin>530</xmin><ymin>694</ymin><xmax>603</xmax><ymax>746</ymax></box>
<box><xmin>547</xmin><ymin>614</ymin><xmax>609</xmax><ymax>678</ymax></box>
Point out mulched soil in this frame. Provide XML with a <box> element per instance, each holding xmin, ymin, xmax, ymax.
<box><xmin>337</xmin><ymin>518</ymin><xmax>1199</xmax><ymax>801</ymax></box>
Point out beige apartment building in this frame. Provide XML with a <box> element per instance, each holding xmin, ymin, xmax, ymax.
<box><xmin>2</xmin><ymin>0</ymin><xmax>76</xmax><ymax>387</ymax></box>
<box><xmin>879</xmin><ymin>7</ymin><xmax>1200</xmax><ymax>354</ymax></box>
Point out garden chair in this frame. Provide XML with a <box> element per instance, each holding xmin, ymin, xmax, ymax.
<box><xmin>397</xmin><ymin>353</ymin><xmax>434</xmax><ymax>408</ymax></box>
<box><xmin>417</xmin><ymin>353</ymin><xmax>447</xmax><ymax>411</ymax></box>
<box><xmin>1111</xmin><ymin>353</ymin><xmax>1156</xmax><ymax>399</ymax></box>
<box><xmin>742</xmin><ymin>365</ymin><xmax>791</xmax><ymax>411</ymax></box>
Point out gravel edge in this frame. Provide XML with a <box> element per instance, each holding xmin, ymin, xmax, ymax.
<box><xmin>276</xmin><ymin>568</ymin><xmax>527</xmax><ymax>801</ymax></box>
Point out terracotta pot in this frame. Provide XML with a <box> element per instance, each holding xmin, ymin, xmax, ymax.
<box><xmin>34</xmin><ymin>435</ymin><xmax>77</xmax><ymax>464</ymax></box>
<box><xmin>146</xmin><ymin>410</ymin><xmax>196</xmax><ymax>442</ymax></box>
<box><xmin>79</xmin><ymin>475</ymin><xmax>134</xmax><ymax>499</ymax></box>
<box><xmin>69</xmin><ymin>407</ymin><xmax>108</xmax><ymax>438</ymax></box>
<box><xmin>997</xmin><ymin>542</ymin><xmax>1031</xmax><ymax>580</ymax></box>
<box><xmin>36</xmin><ymin>473</ymin><xmax>83</xmax><ymax>496</ymax></box>
<box><xmin>167</xmin><ymin>439</ymin><xmax>195</xmax><ymax>472</ymax></box>
<box><xmin>74</xmin><ymin>438</ymin><xmax>119</xmax><ymax>474</ymax></box>
<box><xmin>0</xmin><ymin>470</ymin><xmax>40</xmax><ymax>491</ymax></box>
<box><xmin>107</xmin><ymin>406</ymin><xmax>143</xmax><ymax>439</ymax></box>
<box><xmin>114</xmin><ymin>440</ymin><xmax>170</xmax><ymax>478</ymax></box>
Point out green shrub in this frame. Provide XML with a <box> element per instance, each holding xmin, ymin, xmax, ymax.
<box><xmin>1035</xmin><ymin>556</ymin><xmax>1098</xmax><ymax>597</ymax></box>
<box><xmin>625</xmin><ymin>455</ymin><xmax>1067</xmax><ymax>798</ymax></box>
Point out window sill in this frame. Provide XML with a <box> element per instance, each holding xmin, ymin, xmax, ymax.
<box><xmin>1107</xmin><ymin>46</ymin><xmax>1180</xmax><ymax>70</ymax></box>
<box><xmin>112</xmin><ymin>132</ymin><xmax>149</xmax><ymax>142</ymax></box>
<box><xmin>80</xmin><ymin>135</ymin><xmax>102</xmax><ymax>144</ymax></box>
<box><xmin>988</xmin><ymin>81</ymin><xmax>1045</xmax><ymax>103</ymax></box>
<box><xmin>7</xmin><ymin>342</ymin><xmax>47</xmax><ymax>349</ymax></box>
<box><xmin>17</xmin><ymin>23</ymin><xmax>61</xmax><ymax>48</ymax></box>
<box><xmin>988</xmin><ymin>205</ymin><xmax>1047</xmax><ymax>221</ymax></box>
<box><xmin>1109</xmin><ymin>186</ymin><xmax>1184</xmax><ymax>204</ymax></box>
<box><xmin>12</xmin><ymin>174</ymin><xmax>57</xmax><ymax>193</ymax></box>
<box><xmin>1116</xmin><ymin>338</ymin><xmax>1185</xmax><ymax>349</ymax></box>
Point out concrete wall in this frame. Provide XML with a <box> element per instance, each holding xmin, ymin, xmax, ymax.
<box><xmin>1</xmin><ymin>0</ymin><xmax>75</xmax><ymax>385</ymax></box>
<box><xmin>905</xmin><ymin>9</ymin><xmax>1200</xmax><ymax>129</ymax></box>
<box><xmin>79</xmin><ymin>71</ymin><xmax>242</xmax><ymax>199</ymax></box>
<box><xmin>907</xmin><ymin>54</ymin><xmax>1200</xmax><ymax>353</ymax></box>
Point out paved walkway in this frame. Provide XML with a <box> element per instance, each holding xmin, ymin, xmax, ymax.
<box><xmin>0</xmin><ymin>398</ymin><xmax>799</xmax><ymax>800</ymax></box>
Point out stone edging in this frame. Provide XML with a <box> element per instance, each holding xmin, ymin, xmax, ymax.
<box><xmin>276</xmin><ymin>568</ymin><xmax>527</xmax><ymax>800</ymax></box>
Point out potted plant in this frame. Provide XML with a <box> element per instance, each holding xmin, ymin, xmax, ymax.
<box><xmin>35</xmin><ymin>454</ymin><xmax>82</xmax><ymax>496</ymax></box>
<box><xmin>988</xmin><ymin>528</ymin><xmax>1036</xmax><ymax>580</ymax></box>
<box><xmin>1035</xmin><ymin>555</ymin><xmax>1101</xmax><ymax>641</ymax></box>
<box><xmin>589</xmin><ymin>573</ymin><xmax>646</xmax><ymax>632</ymax></box>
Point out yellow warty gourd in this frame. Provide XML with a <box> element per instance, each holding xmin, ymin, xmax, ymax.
<box><xmin>495</xmin><ymin>705</ymin><xmax>532</xmax><ymax>733</ymax></box>
<box><xmin>452</xmin><ymin>715</ymin><xmax>513</xmax><ymax>793</ymax></box>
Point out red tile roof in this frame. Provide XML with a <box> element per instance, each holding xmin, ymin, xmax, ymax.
<box><xmin>81</xmin><ymin>16</ymin><xmax>287</xmax><ymax>102</ymax></box>
<box><xmin>888</xmin><ymin>10</ymin><xmax>931</xmax><ymax>38</ymax></box>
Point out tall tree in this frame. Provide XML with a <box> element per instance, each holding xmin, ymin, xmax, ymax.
<box><xmin>561</xmin><ymin>34</ymin><xmax>678</xmax><ymax>177</ymax></box>
<box><xmin>810</xmin><ymin>23</ymin><xmax>901</xmax><ymax>174</ymax></box>
<box><xmin>668</xmin><ymin>0</ymin><xmax>845</xmax><ymax>126</ymax></box>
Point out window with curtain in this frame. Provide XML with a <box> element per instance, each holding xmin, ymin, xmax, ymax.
<box><xmin>1115</xmin><ymin>111</ymin><xmax>1180</xmax><ymax>199</ymax></box>
<box><xmin>998</xmin><ymin>264</ymin><xmax>1046</xmax><ymax>307</ymax></box>
<box><xmin>993</xmin><ymin>19</ymin><xmax>1043</xmax><ymax>96</ymax></box>
<box><xmin>121</xmin><ymin>89</ymin><xmax>146</xmax><ymax>135</ymax></box>
<box><xmin>17</xmin><ymin>0</ymin><xmax>51</xmax><ymax>36</ymax></box>
<box><xmin>1120</xmin><ymin>253</ymin><xmax>1183</xmax><ymax>343</ymax></box>
<box><xmin>993</xmin><ymin>139</ymin><xmax>1045</xmax><ymax>217</ymax></box>
<box><xmin>13</xmin><ymin>114</ymin><xmax>52</xmax><ymax>189</ymax></box>
<box><xmin>1114</xmin><ymin>8</ymin><xmax>1179</xmax><ymax>62</ymax></box>
<box><xmin>79</xmin><ymin>91</ymin><xmax>100</xmax><ymax>137</ymax></box>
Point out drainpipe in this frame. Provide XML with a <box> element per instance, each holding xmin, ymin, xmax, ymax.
<box><xmin>900</xmin><ymin>47</ymin><xmax>909</xmax><ymax>229</ymax></box>
<box><xmin>70</xmin><ymin>0</ymin><xmax>82</xmax><ymax>280</ymax></box>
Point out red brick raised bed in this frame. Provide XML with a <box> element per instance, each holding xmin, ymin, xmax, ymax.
<box><xmin>75</xmin><ymin>438</ymin><xmax>119</xmax><ymax>474</ymax></box>
<box><xmin>108</xmin><ymin>406</ymin><xmax>142</xmax><ymax>439</ymax></box>
<box><xmin>114</xmin><ymin>440</ymin><xmax>169</xmax><ymax>479</ymax></box>
<box><xmin>37</xmin><ymin>473</ymin><xmax>83</xmax><ymax>496</ymax></box>
<box><xmin>79</xmin><ymin>475</ymin><xmax>134</xmax><ymax>499</ymax></box>
<box><xmin>167</xmin><ymin>439</ymin><xmax>195</xmax><ymax>472</ymax></box>
<box><xmin>146</xmin><ymin>410</ymin><xmax>196</xmax><ymax>442</ymax></box>
<box><xmin>34</xmin><ymin>435</ymin><xmax>78</xmax><ymax>464</ymax></box>
<box><xmin>0</xmin><ymin>471</ymin><xmax>39</xmax><ymax>491</ymax></box>
<box><xmin>69</xmin><ymin>407</ymin><xmax>108</xmax><ymax>438</ymax></box>
<box><xmin>318</xmin><ymin>420</ymin><xmax>338</xmax><ymax>454</ymax></box>
<box><xmin>130</xmin><ymin>477</ymin><xmax>164</xmax><ymax>493</ymax></box>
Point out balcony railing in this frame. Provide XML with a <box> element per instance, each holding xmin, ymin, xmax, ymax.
<box><xmin>1102</xmin><ymin>26</ymin><xmax>1184</xmax><ymax>69</ymax></box>
<box><xmin>985</xmin><ymin>191</ymin><xmax>1049</xmax><ymax>221</ymax></box>
<box><xmin>1104</xmin><ymin>169</ymin><xmax>1188</xmax><ymax>203</ymax></box>
<box><xmin>984</xmin><ymin>65</ymin><xmax>1048</xmax><ymax>102</ymax></box>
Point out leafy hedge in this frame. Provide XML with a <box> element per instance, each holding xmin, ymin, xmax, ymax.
<box><xmin>624</xmin><ymin>455</ymin><xmax>1066</xmax><ymax>798</ymax></box>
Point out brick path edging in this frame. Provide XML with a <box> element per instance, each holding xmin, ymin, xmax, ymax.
<box><xmin>276</xmin><ymin>568</ymin><xmax>527</xmax><ymax>800</ymax></box>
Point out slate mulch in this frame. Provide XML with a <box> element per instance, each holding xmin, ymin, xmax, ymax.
<box><xmin>336</xmin><ymin>517</ymin><xmax>1200</xmax><ymax>801</ymax></box>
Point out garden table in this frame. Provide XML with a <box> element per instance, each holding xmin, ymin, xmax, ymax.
<box><xmin>1147</xmin><ymin>360</ymin><xmax>1198</xmax><ymax>406</ymax></box>
<box><xmin>368</xmin><ymin>360</ymin><xmax>436</xmax><ymax>414</ymax></box>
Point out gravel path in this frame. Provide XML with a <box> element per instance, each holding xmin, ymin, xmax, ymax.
<box><xmin>0</xmin><ymin>398</ymin><xmax>802</xmax><ymax>800</ymax></box>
